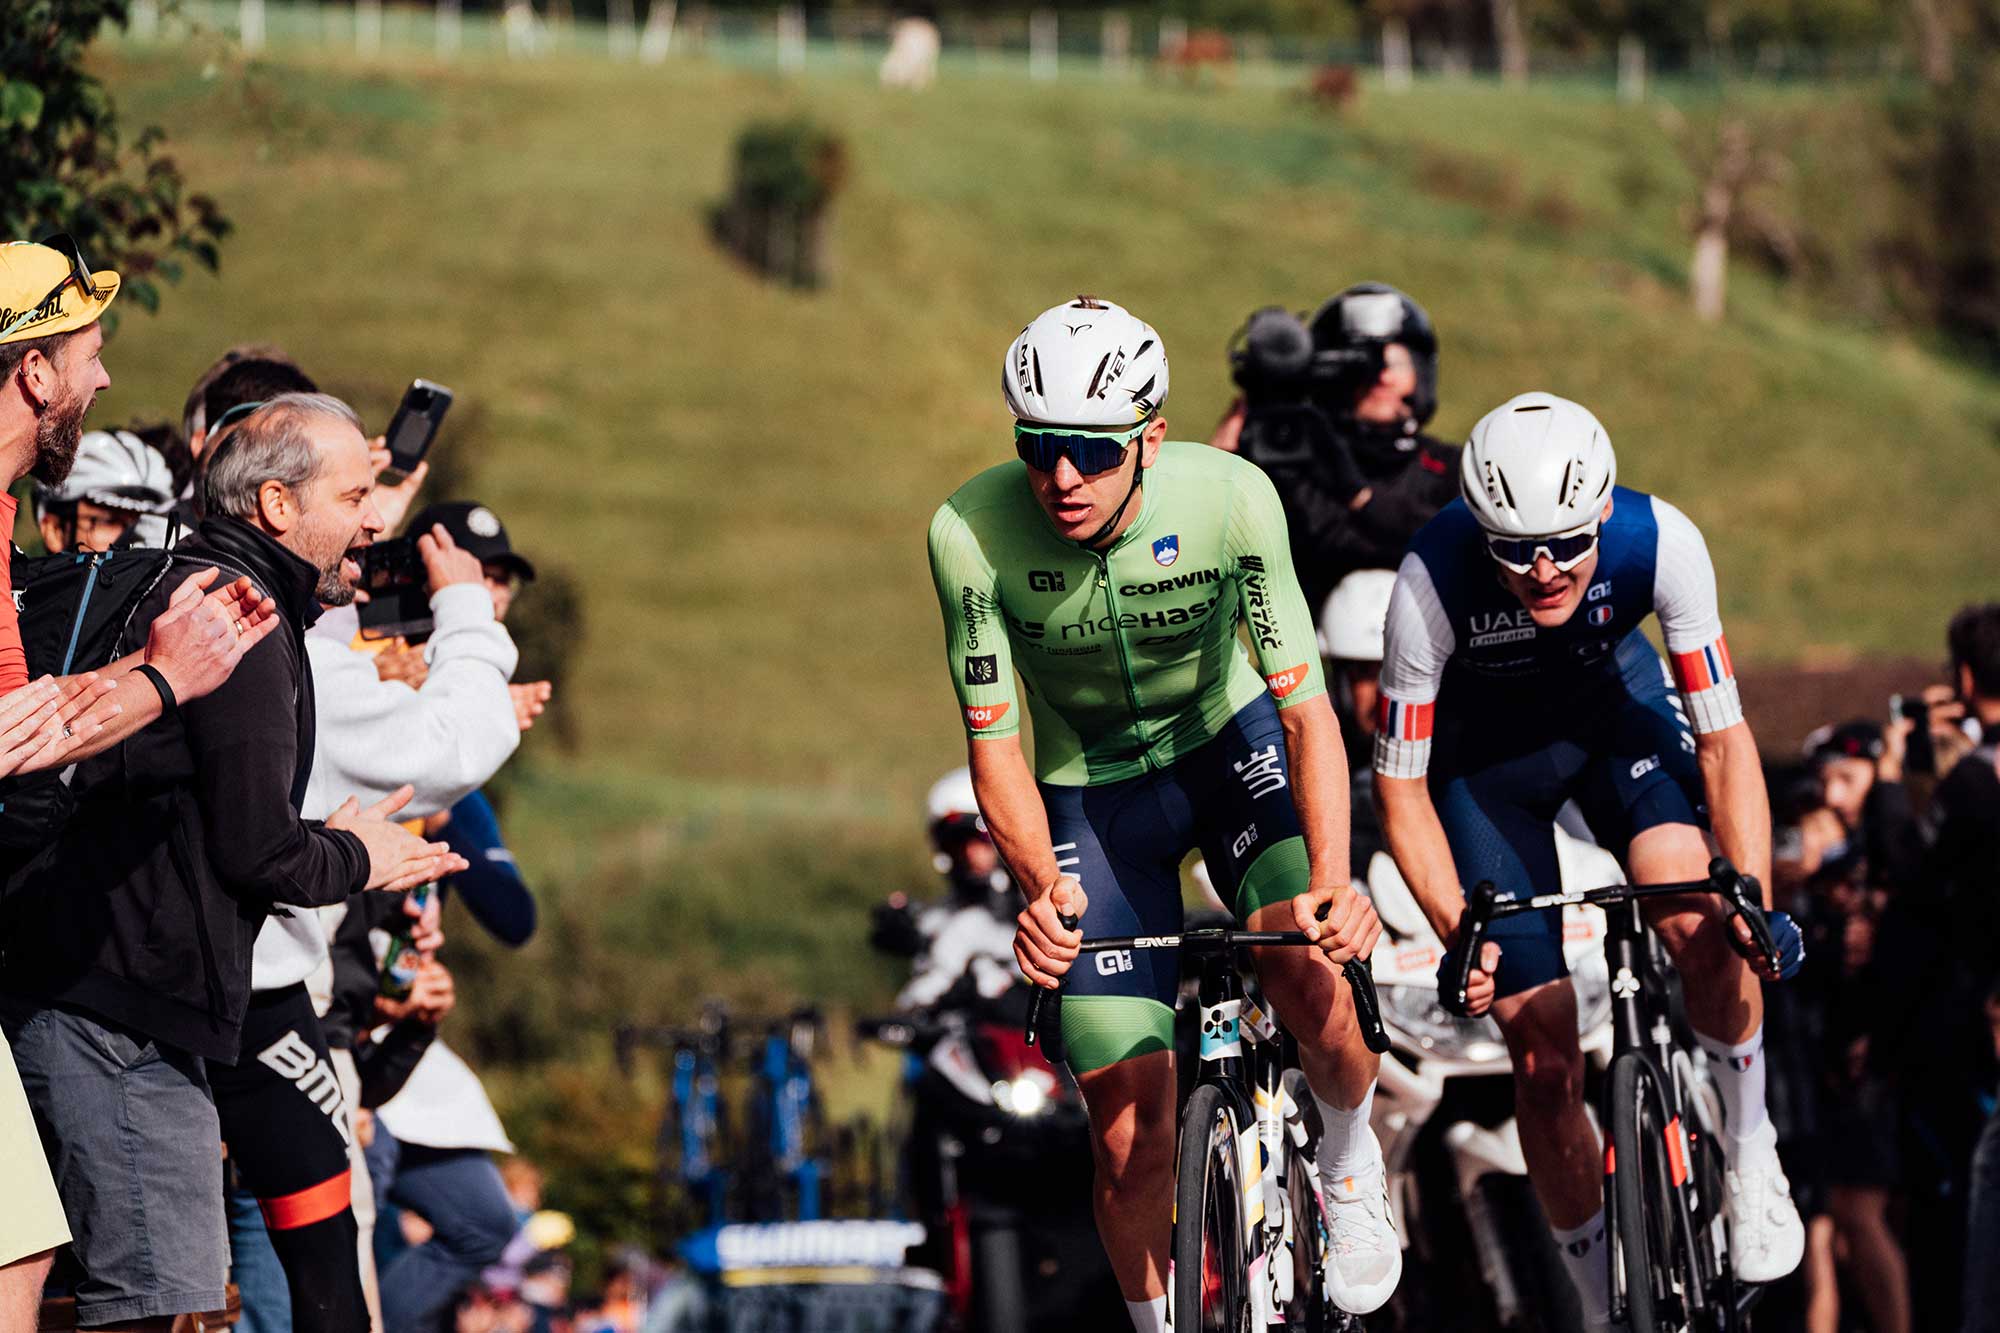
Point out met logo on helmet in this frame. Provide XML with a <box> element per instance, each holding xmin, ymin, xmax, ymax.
<box><xmin>1152</xmin><ymin>534</ymin><xmax>1179</xmax><ymax>567</ymax></box>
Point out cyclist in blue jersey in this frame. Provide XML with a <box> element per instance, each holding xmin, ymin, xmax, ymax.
<box><xmin>1373</xmin><ymin>392</ymin><xmax>1807</xmax><ymax>1332</ymax></box>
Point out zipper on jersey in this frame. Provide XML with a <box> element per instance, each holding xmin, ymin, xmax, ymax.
<box><xmin>1094</xmin><ymin>549</ymin><xmax>1151</xmax><ymax>764</ymax></box>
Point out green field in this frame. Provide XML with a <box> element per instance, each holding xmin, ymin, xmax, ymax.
<box><xmin>68</xmin><ymin>38</ymin><xmax>2000</xmax><ymax>1187</ymax></box>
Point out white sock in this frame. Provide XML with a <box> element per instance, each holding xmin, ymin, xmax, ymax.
<box><xmin>1124</xmin><ymin>1294</ymin><xmax>1168</xmax><ymax>1333</ymax></box>
<box><xmin>1313</xmin><ymin>1081</ymin><xmax>1381</xmax><ymax>1191</ymax></box>
<box><xmin>1552</xmin><ymin>1208</ymin><xmax>1611</xmax><ymax>1323</ymax></box>
<box><xmin>1695</xmin><ymin>1026</ymin><xmax>1773</xmax><ymax>1152</ymax></box>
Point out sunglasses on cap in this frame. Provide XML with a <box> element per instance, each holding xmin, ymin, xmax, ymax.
<box><xmin>1483</xmin><ymin>520</ymin><xmax>1601</xmax><ymax>575</ymax></box>
<box><xmin>0</xmin><ymin>233</ymin><xmax>110</xmax><ymax>341</ymax></box>
<box><xmin>1014</xmin><ymin>419</ymin><xmax>1150</xmax><ymax>478</ymax></box>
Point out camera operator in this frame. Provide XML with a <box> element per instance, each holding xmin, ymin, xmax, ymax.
<box><xmin>1211</xmin><ymin>283</ymin><xmax>1459</xmax><ymax>609</ymax></box>
<box><xmin>33</xmin><ymin>428</ymin><xmax>176</xmax><ymax>554</ymax></box>
<box><xmin>0</xmin><ymin>391</ymin><xmax>465</xmax><ymax>1333</ymax></box>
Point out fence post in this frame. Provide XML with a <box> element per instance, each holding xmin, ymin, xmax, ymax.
<box><xmin>608</xmin><ymin>0</ymin><xmax>636</xmax><ymax>58</ymax></box>
<box><xmin>639</xmin><ymin>0</ymin><xmax>676</xmax><ymax>63</ymax></box>
<box><xmin>239</xmin><ymin>0</ymin><xmax>264</xmax><ymax>52</ymax></box>
<box><xmin>1381</xmin><ymin>16</ymin><xmax>1412</xmax><ymax>92</ymax></box>
<box><xmin>1028</xmin><ymin>9</ymin><xmax>1057</xmax><ymax>81</ymax></box>
<box><xmin>777</xmin><ymin>4</ymin><xmax>806</xmax><ymax>73</ymax></box>
<box><xmin>1617</xmin><ymin>33</ymin><xmax>1646</xmax><ymax>102</ymax></box>
<box><xmin>1102</xmin><ymin>11</ymin><xmax>1129</xmax><ymax>79</ymax></box>
<box><xmin>356</xmin><ymin>0</ymin><xmax>382</xmax><ymax>56</ymax></box>
<box><xmin>436</xmin><ymin>0</ymin><xmax>460</xmax><ymax>58</ymax></box>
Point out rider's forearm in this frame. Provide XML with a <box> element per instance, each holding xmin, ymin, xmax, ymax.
<box><xmin>1697</xmin><ymin>721</ymin><xmax>1772</xmax><ymax>904</ymax></box>
<box><xmin>966</xmin><ymin>734</ymin><xmax>1064</xmax><ymax>901</ymax></box>
<box><xmin>1376</xmin><ymin>773</ymin><xmax>1467</xmax><ymax>941</ymax></box>
<box><xmin>1279</xmin><ymin>695</ymin><xmax>1350</xmax><ymax>891</ymax></box>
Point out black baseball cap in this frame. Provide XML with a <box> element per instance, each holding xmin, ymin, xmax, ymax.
<box><xmin>1803</xmin><ymin>719</ymin><xmax>1882</xmax><ymax>765</ymax></box>
<box><xmin>407</xmin><ymin>501</ymin><xmax>536</xmax><ymax>582</ymax></box>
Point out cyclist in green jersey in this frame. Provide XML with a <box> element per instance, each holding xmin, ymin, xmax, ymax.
<box><xmin>927</xmin><ymin>297</ymin><xmax>1398</xmax><ymax>1330</ymax></box>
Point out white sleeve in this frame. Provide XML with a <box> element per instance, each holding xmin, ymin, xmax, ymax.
<box><xmin>1650</xmin><ymin>496</ymin><xmax>1742</xmax><ymax>733</ymax></box>
<box><xmin>300</xmin><ymin>587</ymin><xmax>522</xmax><ymax>821</ymax></box>
<box><xmin>1373</xmin><ymin>552</ymin><xmax>1452</xmax><ymax>779</ymax></box>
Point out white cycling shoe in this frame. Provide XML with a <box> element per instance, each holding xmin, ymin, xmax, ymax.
<box><xmin>1725</xmin><ymin>1126</ymin><xmax>1805</xmax><ymax>1282</ymax></box>
<box><xmin>1321</xmin><ymin>1163</ymin><xmax>1402</xmax><ymax>1314</ymax></box>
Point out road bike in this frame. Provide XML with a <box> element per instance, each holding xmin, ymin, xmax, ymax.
<box><xmin>1447</xmin><ymin>857</ymin><xmax>1782</xmax><ymax>1333</ymax></box>
<box><xmin>615</xmin><ymin>999</ymin><xmax>734</xmax><ymax>1229</ymax></box>
<box><xmin>742</xmin><ymin>1005</ymin><xmax>830</xmax><ymax>1221</ymax></box>
<box><xmin>1030</xmin><ymin>924</ymin><xmax>1391</xmax><ymax>1330</ymax></box>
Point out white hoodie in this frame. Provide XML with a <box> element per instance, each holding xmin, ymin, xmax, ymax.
<box><xmin>248</xmin><ymin>584</ymin><xmax>520</xmax><ymax>993</ymax></box>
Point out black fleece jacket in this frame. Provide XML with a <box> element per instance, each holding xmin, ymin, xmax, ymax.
<box><xmin>0</xmin><ymin>517</ymin><xmax>369</xmax><ymax>1061</ymax></box>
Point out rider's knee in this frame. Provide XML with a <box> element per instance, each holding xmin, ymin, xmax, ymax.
<box><xmin>1511</xmin><ymin>1039</ymin><xmax>1586</xmax><ymax>1111</ymax></box>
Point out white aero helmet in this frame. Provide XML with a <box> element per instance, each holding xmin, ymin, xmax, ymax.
<box><xmin>1319</xmin><ymin>568</ymin><xmax>1397</xmax><ymax>662</ymax></box>
<box><xmin>34</xmin><ymin>430</ymin><xmax>175</xmax><ymax>523</ymax></box>
<box><xmin>1459</xmin><ymin>392</ymin><xmax>1617</xmax><ymax>537</ymax></box>
<box><xmin>1002</xmin><ymin>296</ymin><xmax>1169</xmax><ymax>427</ymax></box>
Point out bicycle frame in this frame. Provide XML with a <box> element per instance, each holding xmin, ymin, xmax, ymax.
<box><xmin>1451</xmin><ymin>860</ymin><xmax>1775</xmax><ymax>1331</ymax></box>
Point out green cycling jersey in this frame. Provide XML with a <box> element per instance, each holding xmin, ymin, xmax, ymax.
<box><xmin>927</xmin><ymin>441</ymin><xmax>1326</xmax><ymax>786</ymax></box>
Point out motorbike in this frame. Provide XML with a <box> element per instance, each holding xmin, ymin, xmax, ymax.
<box><xmin>1362</xmin><ymin>823</ymin><xmax>1620</xmax><ymax>1333</ymax></box>
<box><xmin>862</xmin><ymin>901</ymin><xmax>1124</xmax><ymax>1333</ymax></box>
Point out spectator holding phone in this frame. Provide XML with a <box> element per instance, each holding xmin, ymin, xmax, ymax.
<box><xmin>0</xmin><ymin>390</ymin><xmax>466</xmax><ymax>1333</ymax></box>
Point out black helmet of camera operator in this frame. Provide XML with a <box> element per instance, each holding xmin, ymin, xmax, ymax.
<box><xmin>1307</xmin><ymin>282</ymin><xmax>1439</xmax><ymax>429</ymax></box>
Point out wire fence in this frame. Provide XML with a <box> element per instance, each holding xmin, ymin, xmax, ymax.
<box><xmin>114</xmin><ymin>0</ymin><xmax>1920</xmax><ymax>95</ymax></box>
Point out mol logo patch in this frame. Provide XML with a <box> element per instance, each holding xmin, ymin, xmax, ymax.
<box><xmin>962</xmin><ymin>703</ymin><xmax>1010</xmax><ymax>731</ymax></box>
<box><xmin>1152</xmin><ymin>534</ymin><xmax>1180</xmax><ymax>567</ymax></box>
<box><xmin>1264</xmin><ymin>663</ymin><xmax>1310</xmax><ymax>700</ymax></box>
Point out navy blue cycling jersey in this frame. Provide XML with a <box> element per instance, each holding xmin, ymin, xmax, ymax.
<box><xmin>1375</xmin><ymin>486</ymin><xmax>1743</xmax><ymax>780</ymax></box>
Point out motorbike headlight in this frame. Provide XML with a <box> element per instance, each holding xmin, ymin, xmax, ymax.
<box><xmin>1379</xmin><ymin>984</ymin><xmax>1509</xmax><ymax>1064</ymax></box>
<box><xmin>991</xmin><ymin>1074</ymin><xmax>1050</xmax><ymax>1117</ymax></box>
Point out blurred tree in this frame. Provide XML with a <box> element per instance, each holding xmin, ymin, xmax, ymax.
<box><xmin>0</xmin><ymin>1</ymin><xmax>229</xmax><ymax>323</ymax></box>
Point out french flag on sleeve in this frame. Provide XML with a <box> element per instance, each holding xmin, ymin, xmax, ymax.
<box><xmin>1374</xmin><ymin>695</ymin><xmax>1436</xmax><ymax>779</ymax></box>
<box><xmin>1667</xmin><ymin>635</ymin><xmax>1744</xmax><ymax>734</ymax></box>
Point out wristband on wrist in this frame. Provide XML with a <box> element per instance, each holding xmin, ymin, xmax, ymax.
<box><xmin>135</xmin><ymin>663</ymin><xmax>178</xmax><ymax>719</ymax></box>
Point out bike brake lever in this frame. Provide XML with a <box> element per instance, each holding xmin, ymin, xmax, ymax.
<box><xmin>1024</xmin><ymin>910</ymin><xmax>1081</xmax><ymax>1048</ymax></box>
<box><xmin>1342</xmin><ymin>959</ymin><xmax>1391</xmax><ymax>1055</ymax></box>
<box><xmin>1447</xmin><ymin>882</ymin><xmax>1497</xmax><ymax>1017</ymax></box>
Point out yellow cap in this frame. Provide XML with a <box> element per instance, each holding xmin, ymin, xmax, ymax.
<box><xmin>0</xmin><ymin>240</ymin><xmax>121</xmax><ymax>345</ymax></box>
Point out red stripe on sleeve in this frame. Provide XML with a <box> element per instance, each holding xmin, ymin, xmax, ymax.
<box><xmin>259</xmin><ymin>1170</ymin><xmax>353</xmax><ymax>1231</ymax></box>
<box><xmin>1670</xmin><ymin>650</ymin><xmax>1711</xmax><ymax>692</ymax></box>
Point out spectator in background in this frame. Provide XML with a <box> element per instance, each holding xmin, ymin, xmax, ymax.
<box><xmin>1869</xmin><ymin>604</ymin><xmax>2000</xmax><ymax>1331</ymax></box>
<box><xmin>0</xmin><ymin>390</ymin><xmax>466</xmax><ymax>1333</ymax></box>
<box><xmin>33</xmin><ymin>428</ymin><xmax>176</xmax><ymax>553</ymax></box>
<box><xmin>1211</xmin><ymin>283</ymin><xmax>1458</xmax><ymax>609</ymax></box>
<box><xmin>1965</xmin><ymin>984</ymin><xmax>2000</xmax><ymax>1333</ymax></box>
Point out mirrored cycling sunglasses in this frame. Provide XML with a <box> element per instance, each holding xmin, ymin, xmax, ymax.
<box><xmin>0</xmin><ymin>233</ymin><xmax>110</xmax><ymax>341</ymax></box>
<box><xmin>1484</xmin><ymin>521</ymin><xmax>1601</xmax><ymax>574</ymax></box>
<box><xmin>1014</xmin><ymin>420</ymin><xmax>1149</xmax><ymax>477</ymax></box>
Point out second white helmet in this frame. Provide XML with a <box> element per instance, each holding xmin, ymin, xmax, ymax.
<box><xmin>1319</xmin><ymin>569</ymin><xmax>1397</xmax><ymax>662</ymax></box>
<box><xmin>1002</xmin><ymin>296</ymin><xmax>1169</xmax><ymax>428</ymax></box>
<box><xmin>34</xmin><ymin>430</ymin><xmax>175</xmax><ymax>522</ymax></box>
<box><xmin>1459</xmin><ymin>392</ymin><xmax>1616</xmax><ymax>536</ymax></box>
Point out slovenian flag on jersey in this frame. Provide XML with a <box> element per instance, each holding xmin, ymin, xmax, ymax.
<box><xmin>1667</xmin><ymin>635</ymin><xmax>1744</xmax><ymax>734</ymax></box>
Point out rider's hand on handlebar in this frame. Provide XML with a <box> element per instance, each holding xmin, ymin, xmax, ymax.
<box><xmin>1015</xmin><ymin>876</ymin><xmax>1087</xmax><ymax>990</ymax></box>
<box><xmin>1729</xmin><ymin>908</ymin><xmax>1806</xmax><ymax>982</ymax></box>
<box><xmin>1440</xmin><ymin>938</ymin><xmax>1504</xmax><ymax>1018</ymax></box>
<box><xmin>1293</xmin><ymin>883</ymin><xmax>1382</xmax><ymax>964</ymax></box>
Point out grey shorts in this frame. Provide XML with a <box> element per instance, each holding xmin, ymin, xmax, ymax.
<box><xmin>0</xmin><ymin>999</ymin><xmax>228</xmax><ymax>1324</ymax></box>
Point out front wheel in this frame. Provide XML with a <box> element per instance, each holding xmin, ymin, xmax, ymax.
<box><xmin>1610</xmin><ymin>1055</ymin><xmax>1687</xmax><ymax>1333</ymax></box>
<box><xmin>1174</xmin><ymin>1082</ymin><xmax>1251</xmax><ymax>1333</ymax></box>
<box><xmin>1280</xmin><ymin>1069</ymin><xmax>1335</xmax><ymax>1332</ymax></box>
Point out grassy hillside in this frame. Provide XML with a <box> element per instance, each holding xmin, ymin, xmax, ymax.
<box><xmin>72</xmin><ymin>43</ymin><xmax>2000</xmax><ymax>1074</ymax></box>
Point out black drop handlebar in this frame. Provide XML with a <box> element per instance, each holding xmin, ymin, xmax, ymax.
<box><xmin>1448</xmin><ymin>856</ymin><xmax>1777</xmax><ymax>1016</ymax></box>
<box><xmin>1023</xmin><ymin>917</ymin><xmax>1391</xmax><ymax>1055</ymax></box>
